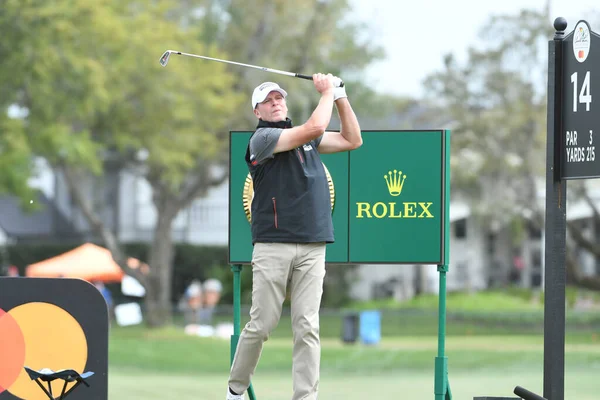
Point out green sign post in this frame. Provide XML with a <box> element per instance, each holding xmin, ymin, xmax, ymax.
<box><xmin>228</xmin><ymin>130</ymin><xmax>451</xmax><ymax>400</ymax></box>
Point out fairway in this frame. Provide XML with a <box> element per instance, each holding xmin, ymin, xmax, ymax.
<box><xmin>108</xmin><ymin>362</ymin><xmax>600</xmax><ymax>400</ymax></box>
<box><xmin>106</xmin><ymin>331</ymin><xmax>600</xmax><ymax>399</ymax></box>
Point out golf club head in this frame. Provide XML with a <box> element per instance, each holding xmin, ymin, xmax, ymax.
<box><xmin>159</xmin><ymin>51</ymin><xmax>172</xmax><ymax>67</ymax></box>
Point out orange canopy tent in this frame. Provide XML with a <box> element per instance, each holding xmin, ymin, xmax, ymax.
<box><xmin>25</xmin><ymin>243</ymin><xmax>148</xmax><ymax>283</ymax></box>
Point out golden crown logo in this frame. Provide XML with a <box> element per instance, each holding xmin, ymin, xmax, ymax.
<box><xmin>384</xmin><ymin>169</ymin><xmax>406</xmax><ymax>196</ymax></box>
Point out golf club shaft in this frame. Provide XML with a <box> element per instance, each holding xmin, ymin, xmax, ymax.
<box><xmin>174</xmin><ymin>51</ymin><xmax>310</xmax><ymax>78</ymax></box>
<box><xmin>160</xmin><ymin>50</ymin><xmax>342</xmax><ymax>86</ymax></box>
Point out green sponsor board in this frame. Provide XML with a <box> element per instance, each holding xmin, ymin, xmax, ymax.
<box><xmin>349</xmin><ymin>130</ymin><xmax>446</xmax><ymax>263</ymax></box>
<box><xmin>228</xmin><ymin>131</ymin><xmax>255</xmax><ymax>264</ymax></box>
<box><xmin>228</xmin><ymin>130</ymin><xmax>449</xmax><ymax>265</ymax></box>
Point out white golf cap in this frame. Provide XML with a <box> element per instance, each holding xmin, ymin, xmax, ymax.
<box><xmin>251</xmin><ymin>82</ymin><xmax>287</xmax><ymax>110</ymax></box>
<box><xmin>202</xmin><ymin>279</ymin><xmax>223</xmax><ymax>293</ymax></box>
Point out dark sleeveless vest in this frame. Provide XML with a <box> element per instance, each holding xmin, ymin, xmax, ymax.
<box><xmin>245</xmin><ymin>118</ymin><xmax>334</xmax><ymax>244</ymax></box>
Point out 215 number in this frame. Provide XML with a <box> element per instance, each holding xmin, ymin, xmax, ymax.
<box><xmin>587</xmin><ymin>146</ymin><xmax>595</xmax><ymax>162</ymax></box>
<box><xmin>571</xmin><ymin>71</ymin><xmax>592</xmax><ymax>112</ymax></box>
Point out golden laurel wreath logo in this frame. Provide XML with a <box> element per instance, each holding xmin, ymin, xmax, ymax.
<box><xmin>243</xmin><ymin>163</ymin><xmax>335</xmax><ymax>223</ymax></box>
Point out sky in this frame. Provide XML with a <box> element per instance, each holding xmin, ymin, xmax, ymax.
<box><xmin>350</xmin><ymin>0</ymin><xmax>599</xmax><ymax>98</ymax></box>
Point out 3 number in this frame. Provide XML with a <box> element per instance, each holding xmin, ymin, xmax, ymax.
<box><xmin>571</xmin><ymin>71</ymin><xmax>592</xmax><ymax>112</ymax></box>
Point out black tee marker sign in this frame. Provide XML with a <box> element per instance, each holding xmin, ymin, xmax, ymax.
<box><xmin>561</xmin><ymin>20</ymin><xmax>600</xmax><ymax>179</ymax></box>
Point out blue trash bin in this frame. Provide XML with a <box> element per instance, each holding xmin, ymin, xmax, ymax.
<box><xmin>359</xmin><ymin>310</ymin><xmax>381</xmax><ymax>345</ymax></box>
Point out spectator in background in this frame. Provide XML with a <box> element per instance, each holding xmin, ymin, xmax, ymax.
<box><xmin>7</xmin><ymin>265</ymin><xmax>19</xmax><ymax>277</ymax></box>
<box><xmin>510</xmin><ymin>250</ymin><xmax>525</xmax><ymax>285</ymax></box>
<box><xmin>92</xmin><ymin>281</ymin><xmax>114</xmax><ymax>319</ymax></box>
<box><xmin>183</xmin><ymin>280</ymin><xmax>203</xmax><ymax>325</ymax></box>
<box><xmin>199</xmin><ymin>278</ymin><xmax>223</xmax><ymax>325</ymax></box>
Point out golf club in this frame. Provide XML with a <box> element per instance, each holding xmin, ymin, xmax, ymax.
<box><xmin>159</xmin><ymin>50</ymin><xmax>344</xmax><ymax>87</ymax></box>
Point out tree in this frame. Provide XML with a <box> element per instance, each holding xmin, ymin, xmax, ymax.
<box><xmin>421</xmin><ymin>8</ymin><xmax>553</xmax><ymax>237</ymax></box>
<box><xmin>0</xmin><ymin>115</ymin><xmax>34</xmax><ymax>203</ymax></box>
<box><xmin>0</xmin><ymin>0</ymin><xmax>242</xmax><ymax>326</ymax></box>
<box><xmin>188</xmin><ymin>0</ymin><xmax>386</xmax><ymax>126</ymax></box>
<box><xmin>421</xmin><ymin>6</ymin><xmax>600</xmax><ymax>290</ymax></box>
<box><xmin>0</xmin><ymin>0</ymin><xmax>387</xmax><ymax>326</ymax></box>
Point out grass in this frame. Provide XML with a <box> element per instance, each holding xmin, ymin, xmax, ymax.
<box><xmin>108</xmin><ymin>367</ymin><xmax>600</xmax><ymax>400</ymax></box>
<box><xmin>106</xmin><ymin>331</ymin><xmax>600</xmax><ymax>400</ymax></box>
<box><xmin>108</xmin><ymin>325</ymin><xmax>600</xmax><ymax>375</ymax></box>
<box><xmin>106</xmin><ymin>318</ymin><xmax>600</xmax><ymax>399</ymax></box>
<box><xmin>345</xmin><ymin>288</ymin><xmax>540</xmax><ymax>311</ymax></box>
<box><xmin>105</xmin><ymin>289</ymin><xmax>600</xmax><ymax>399</ymax></box>
<box><xmin>346</xmin><ymin>286</ymin><xmax>600</xmax><ymax>312</ymax></box>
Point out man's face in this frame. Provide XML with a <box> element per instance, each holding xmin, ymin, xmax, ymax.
<box><xmin>254</xmin><ymin>91</ymin><xmax>288</xmax><ymax>122</ymax></box>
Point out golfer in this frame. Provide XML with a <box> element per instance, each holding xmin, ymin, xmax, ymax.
<box><xmin>227</xmin><ymin>73</ymin><xmax>362</xmax><ymax>400</ymax></box>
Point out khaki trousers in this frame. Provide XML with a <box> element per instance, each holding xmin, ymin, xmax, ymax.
<box><xmin>228</xmin><ymin>242</ymin><xmax>326</xmax><ymax>400</ymax></box>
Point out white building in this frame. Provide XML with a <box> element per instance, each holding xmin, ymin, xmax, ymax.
<box><xmin>4</xmin><ymin>156</ymin><xmax>599</xmax><ymax>300</ymax></box>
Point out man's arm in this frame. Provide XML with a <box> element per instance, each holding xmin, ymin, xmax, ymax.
<box><xmin>317</xmin><ymin>90</ymin><xmax>362</xmax><ymax>154</ymax></box>
<box><xmin>273</xmin><ymin>89</ymin><xmax>334</xmax><ymax>153</ymax></box>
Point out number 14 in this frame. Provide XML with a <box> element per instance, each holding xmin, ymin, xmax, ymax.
<box><xmin>571</xmin><ymin>71</ymin><xmax>592</xmax><ymax>112</ymax></box>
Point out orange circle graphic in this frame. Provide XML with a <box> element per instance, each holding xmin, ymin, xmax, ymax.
<box><xmin>0</xmin><ymin>308</ymin><xmax>26</xmax><ymax>393</ymax></box>
<box><xmin>0</xmin><ymin>302</ymin><xmax>88</xmax><ymax>400</ymax></box>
